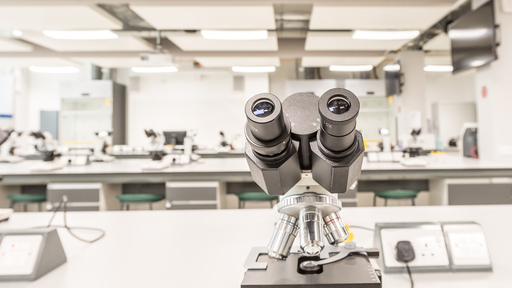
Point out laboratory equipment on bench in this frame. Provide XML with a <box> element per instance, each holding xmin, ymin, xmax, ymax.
<box><xmin>29</xmin><ymin>131</ymin><xmax>67</xmax><ymax>171</ymax></box>
<box><xmin>241</xmin><ymin>88</ymin><xmax>381</xmax><ymax>287</ymax></box>
<box><xmin>460</xmin><ymin>123</ymin><xmax>478</xmax><ymax>159</ymax></box>
<box><xmin>90</xmin><ymin>131</ymin><xmax>115</xmax><ymax>162</ymax></box>
<box><xmin>400</xmin><ymin>111</ymin><xmax>428</xmax><ymax>167</ymax></box>
<box><xmin>141</xmin><ymin>129</ymin><xmax>199</xmax><ymax>170</ymax></box>
<box><xmin>0</xmin><ymin>129</ymin><xmax>24</xmax><ymax>163</ymax></box>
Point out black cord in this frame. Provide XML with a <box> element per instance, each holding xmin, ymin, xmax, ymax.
<box><xmin>405</xmin><ymin>263</ymin><xmax>414</xmax><ymax>288</ymax></box>
<box><xmin>37</xmin><ymin>197</ymin><xmax>106</xmax><ymax>243</ymax></box>
<box><xmin>349</xmin><ymin>225</ymin><xmax>374</xmax><ymax>232</ymax></box>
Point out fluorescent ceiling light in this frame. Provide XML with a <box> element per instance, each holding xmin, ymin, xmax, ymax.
<box><xmin>353</xmin><ymin>30</ymin><xmax>420</xmax><ymax>40</ymax></box>
<box><xmin>329</xmin><ymin>65</ymin><xmax>373</xmax><ymax>72</ymax></box>
<box><xmin>448</xmin><ymin>28</ymin><xmax>487</xmax><ymax>39</ymax></box>
<box><xmin>201</xmin><ymin>30</ymin><xmax>268</xmax><ymax>40</ymax></box>
<box><xmin>424</xmin><ymin>65</ymin><xmax>453</xmax><ymax>72</ymax></box>
<box><xmin>43</xmin><ymin>30</ymin><xmax>118</xmax><ymax>40</ymax></box>
<box><xmin>29</xmin><ymin>66</ymin><xmax>80</xmax><ymax>74</ymax></box>
<box><xmin>232</xmin><ymin>66</ymin><xmax>275</xmax><ymax>73</ymax></box>
<box><xmin>12</xmin><ymin>30</ymin><xmax>22</xmax><ymax>37</ymax></box>
<box><xmin>383</xmin><ymin>64</ymin><xmax>400</xmax><ymax>72</ymax></box>
<box><xmin>131</xmin><ymin>66</ymin><xmax>178</xmax><ymax>73</ymax></box>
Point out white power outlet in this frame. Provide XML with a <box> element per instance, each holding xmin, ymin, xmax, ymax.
<box><xmin>380</xmin><ymin>225</ymin><xmax>450</xmax><ymax>269</ymax></box>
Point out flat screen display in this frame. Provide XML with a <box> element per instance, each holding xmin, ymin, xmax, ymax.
<box><xmin>448</xmin><ymin>0</ymin><xmax>497</xmax><ymax>73</ymax></box>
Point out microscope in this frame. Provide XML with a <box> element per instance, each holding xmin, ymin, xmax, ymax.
<box><xmin>144</xmin><ymin>129</ymin><xmax>166</xmax><ymax>161</ymax></box>
<box><xmin>0</xmin><ymin>129</ymin><xmax>24</xmax><ymax>163</ymax></box>
<box><xmin>90</xmin><ymin>131</ymin><xmax>115</xmax><ymax>162</ymax></box>
<box><xmin>241</xmin><ymin>88</ymin><xmax>381</xmax><ymax>287</ymax></box>
<box><xmin>30</xmin><ymin>131</ymin><xmax>67</xmax><ymax>171</ymax></box>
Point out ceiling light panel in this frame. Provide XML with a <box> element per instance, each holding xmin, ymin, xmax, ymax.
<box><xmin>0</xmin><ymin>57</ymin><xmax>79</xmax><ymax>67</ymax></box>
<box><xmin>196</xmin><ymin>57</ymin><xmax>280</xmax><ymax>67</ymax></box>
<box><xmin>20</xmin><ymin>31</ymin><xmax>152</xmax><ymax>52</ymax></box>
<box><xmin>0</xmin><ymin>5</ymin><xmax>122</xmax><ymax>30</ymax></box>
<box><xmin>131</xmin><ymin>5</ymin><xmax>275</xmax><ymax>30</ymax></box>
<box><xmin>167</xmin><ymin>32</ymin><xmax>278</xmax><ymax>51</ymax></box>
<box><xmin>305</xmin><ymin>32</ymin><xmax>408</xmax><ymax>51</ymax></box>
<box><xmin>424</xmin><ymin>33</ymin><xmax>451</xmax><ymax>50</ymax></box>
<box><xmin>301</xmin><ymin>56</ymin><xmax>384</xmax><ymax>67</ymax></box>
<box><xmin>310</xmin><ymin>5</ymin><xmax>455</xmax><ymax>30</ymax></box>
<box><xmin>0</xmin><ymin>37</ymin><xmax>33</xmax><ymax>52</ymax></box>
<box><xmin>80</xmin><ymin>57</ymin><xmax>156</xmax><ymax>68</ymax></box>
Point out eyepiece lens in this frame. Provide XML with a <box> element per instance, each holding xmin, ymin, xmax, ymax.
<box><xmin>327</xmin><ymin>96</ymin><xmax>350</xmax><ymax>115</ymax></box>
<box><xmin>252</xmin><ymin>100</ymin><xmax>275</xmax><ymax>117</ymax></box>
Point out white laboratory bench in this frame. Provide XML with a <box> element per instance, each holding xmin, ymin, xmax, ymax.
<box><xmin>0</xmin><ymin>155</ymin><xmax>511</xmax><ymax>185</ymax></box>
<box><xmin>0</xmin><ymin>205</ymin><xmax>510</xmax><ymax>288</ymax></box>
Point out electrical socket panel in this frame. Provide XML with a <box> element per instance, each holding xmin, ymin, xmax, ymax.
<box><xmin>379</xmin><ymin>225</ymin><xmax>450</xmax><ymax>271</ymax></box>
<box><xmin>374</xmin><ymin>222</ymin><xmax>492</xmax><ymax>273</ymax></box>
<box><xmin>443</xmin><ymin>223</ymin><xmax>492</xmax><ymax>271</ymax></box>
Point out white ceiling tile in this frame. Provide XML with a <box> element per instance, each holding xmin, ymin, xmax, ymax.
<box><xmin>196</xmin><ymin>57</ymin><xmax>280</xmax><ymax>67</ymax></box>
<box><xmin>425</xmin><ymin>55</ymin><xmax>452</xmax><ymax>65</ymax></box>
<box><xmin>131</xmin><ymin>5</ymin><xmax>275</xmax><ymax>30</ymax></box>
<box><xmin>167</xmin><ymin>32</ymin><xmax>278</xmax><ymax>51</ymax></box>
<box><xmin>310</xmin><ymin>5</ymin><xmax>454</xmax><ymax>30</ymax></box>
<box><xmin>0</xmin><ymin>57</ymin><xmax>79</xmax><ymax>67</ymax></box>
<box><xmin>0</xmin><ymin>5</ymin><xmax>122</xmax><ymax>30</ymax></box>
<box><xmin>305</xmin><ymin>32</ymin><xmax>408</xmax><ymax>51</ymax></box>
<box><xmin>423</xmin><ymin>33</ymin><xmax>451</xmax><ymax>50</ymax></box>
<box><xmin>301</xmin><ymin>56</ymin><xmax>385</xmax><ymax>67</ymax></box>
<box><xmin>20</xmin><ymin>31</ymin><xmax>152</xmax><ymax>52</ymax></box>
<box><xmin>0</xmin><ymin>37</ymin><xmax>33</xmax><ymax>52</ymax></box>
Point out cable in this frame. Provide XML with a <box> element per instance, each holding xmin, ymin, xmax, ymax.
<box><xmin>35</xmin><ymin>196</ymin><xmax>106</xmax><ymax>243</ymax></box>
<box><xmin>405</xmin><ymin>263</ymin><xmax>414</xmax><ymax>288</ymax></box>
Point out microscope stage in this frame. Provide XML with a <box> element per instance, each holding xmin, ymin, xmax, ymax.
<box><xmin>241</xmin><ymin>253</ymin><xmax>381</xmax><ymax>288</ymax></box>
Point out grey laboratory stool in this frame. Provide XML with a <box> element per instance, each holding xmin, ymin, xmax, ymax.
<box><xmin>116</xmin><ymin>194</ymin><xmax>165</xmax><ymax>210</ymax></box>
<box><xmin>373</xmin><ymin>190</ymin><xmax>420</xmax><ymax>206</ymax></box>
<box><xmin>236</xmin><ymin>192</ymin><xmax>279</xmax><ymax>209</ymax></box>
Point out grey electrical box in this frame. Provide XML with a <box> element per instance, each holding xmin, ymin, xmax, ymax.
<box><xmin>0</xmin><ymin>228</ymin><xmax>67</xmax><ymax>281</ymax></box>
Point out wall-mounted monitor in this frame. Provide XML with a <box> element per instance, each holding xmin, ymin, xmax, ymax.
<box><xmin>448</xmin><ymin>0</ymin><xmax>498</xmax><ymax>74</ymax></box>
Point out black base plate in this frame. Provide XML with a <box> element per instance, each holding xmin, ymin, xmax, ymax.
<box><xmin>241</xmin><ymin>253</ymin><xmax>381</xmax><ymax>288</ymax></box>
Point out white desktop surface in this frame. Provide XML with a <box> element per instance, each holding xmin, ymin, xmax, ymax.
<box><xmin>0</xmin><ymin>205</ymin><xmax>510</xmax><ymax>288</ymax></box>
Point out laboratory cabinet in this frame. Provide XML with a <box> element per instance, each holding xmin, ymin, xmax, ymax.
<box><xmin>59</xmin><ymin>80</ymin><xmax>126</xmax><ymax>145</ymax></box>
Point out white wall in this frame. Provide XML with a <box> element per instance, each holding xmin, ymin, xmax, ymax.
<box><xmin>127</xmin><ymin>72</ymin><xmax>269</xmax><ymax>147</ymax></box>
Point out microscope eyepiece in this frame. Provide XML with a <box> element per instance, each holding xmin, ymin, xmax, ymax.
<box><xmin>245</xmin><ymin>93</ymin><xmax>292</xmax><ymax>157</ymax></box>
<box><xmin>318</xmin><ymin>89</ymin><xmax>360</xmax><ymax>153</ymax></box>
<box><xmin>245</xmin><ymin>94</ymin><xmax>286</xmax><ymax>142</ymax></box>
<box><xmin>327</xmin><ymin>96</ymin><xmax>351</xmax><ymax>115</ymax></box>
<box><xmin>252</xmin><ymin>99</ymin><xmax>275</xmax><ymax>118</ymax></box>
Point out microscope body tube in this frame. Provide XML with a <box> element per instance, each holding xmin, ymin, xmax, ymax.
<box><xmin>323</xmin><ymin>212</ymin><xmax>350</xmax><ymax>245</ymax></box>
<box><xmin>267</xmin><ymin>214</ymin><xmax>299</xmax><ymax>260</ymax></box>
<box><xmin>299</xmin><ymin>207</ymin><xmax>325</xmax><ymax>256</ymax></box>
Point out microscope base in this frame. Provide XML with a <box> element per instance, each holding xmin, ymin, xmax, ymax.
<box><xmin>242</xmin><ymin>252</ymin><xmax>381</xmax><ymax>288</ymax></box>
